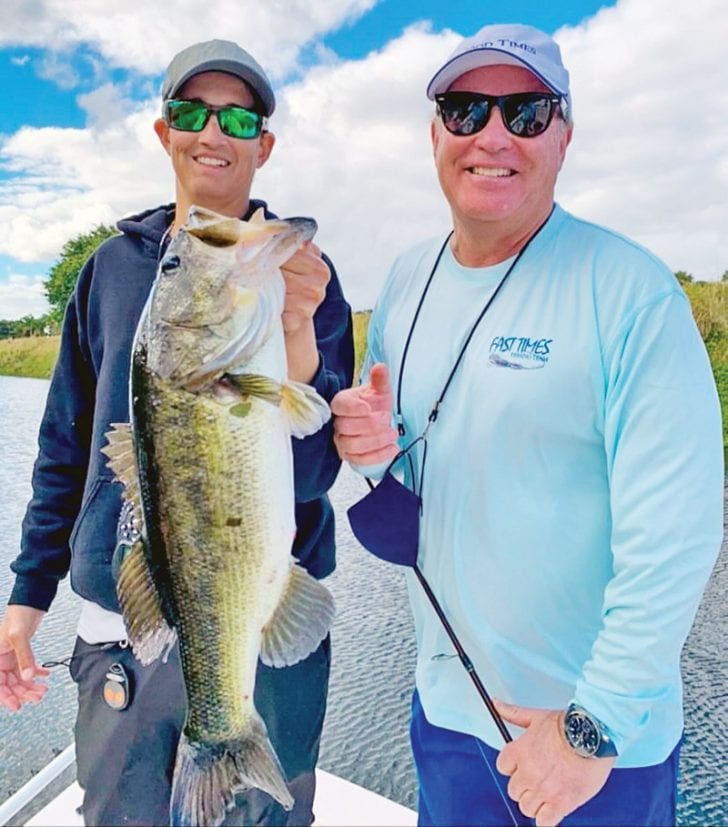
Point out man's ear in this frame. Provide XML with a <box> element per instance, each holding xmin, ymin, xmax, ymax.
<box><xmin>430</xmin><ymin>117</ymin><xmax>440</xmax><ymax>157</ymax></box>
<box><xmin>256</xmin><ymin>130</ymin><xmax>276</xmax><ymax>169</ymax></box>
<box><xmin>557</xmin><ymin>122</ymin><xmax>573</xmax><ymax>170</ymax></box>
<box><xmin>154</xmin><ymin>118</ymin><xmax>171</xmax><ymax>155</ymax></box>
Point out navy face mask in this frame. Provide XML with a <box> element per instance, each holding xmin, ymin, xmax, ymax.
<box><xmin>346</xmin><ymin>441</ymin><xmax>515</xmax><ymax>747</ymax></box>
<box><xmin>347</xmin><ymin>455</ymin><xmax>422</xmax><ymax>568</ymax></box>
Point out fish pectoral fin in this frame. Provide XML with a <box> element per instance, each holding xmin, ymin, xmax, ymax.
<box><xmin>280</xmin><ymin>381</ymin><xmax>331</xmax><ymax>439</ymax></box>
<box><xmin>259</xmin><ymin>564</ymin><xmax>335</xmax><ymax>668</ymax></box>
<box><xmin>101</xmin><ymin>423</ymin><xmax>142</xmax><ymax>512</ymax></box>
<box><xmin>116</xmin><ymin>540</ymin><xmax>177</xmax><ymax>666</ymax></box>
<box><xmin>223</xmin><ymin>375</ymin><xmax>331</xmax><ymax>437</ymax></box>
<box><xmin>171</xmin><ymin>713</ymin><xmax>293</xmax><ymax>826</ymax></box>
<box><xmin>224</xmin><ymin>373</ymin><xmax>283</xmax><ymax>406</ymax></box>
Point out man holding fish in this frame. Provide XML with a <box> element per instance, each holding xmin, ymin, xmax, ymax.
<box><xmin>332</xmin><ymin>22</ymin><xmax>723</xmax><ymax>827</ymax></box>
<box><xmin>0</xmin><ymin>39</ymin><xmax>353</xmax><ymax>827</ymax></box>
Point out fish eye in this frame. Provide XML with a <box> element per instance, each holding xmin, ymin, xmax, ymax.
<box><xmin>161</xmin><ymin>255</ymin><xmax>180</xmax><ymax>274</ymax></box>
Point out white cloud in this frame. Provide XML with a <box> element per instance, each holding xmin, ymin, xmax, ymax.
<box><xmin>0</xmin><ymin>273</ymin><xmax>49</xmax><ymax>320</ymax></box>
<box><xmin>253</xmin><ymin>22</ymin><xmax>457</xmax><ymax>309</ymax></box>
<box><xmin>0</xmin><ymin>0</ymin><xmax>726</xmax><ymax>315</ymax></box>
<box><xmin>2</xmin><ymin>0</ymin><xmax>377</xmax><ymax>79</ymax></box>
<box><xmin>555</xmin><ymin>0</ymin><xmax>728</xmax><ymax>281</ymax></box>
<box><xmin>11</xmin><ymin>55</ymin><xmax>30</xmax><ymax>67</ymax></box>
<box><xmin>37</xmin><ymin>51</ymin><xmax>80</xmax><ymax>89</ymax></box>
<box><xmin>77</xmin><ymin>83</ymin><xmax>140</xmax><ymax>125</ymax></box>
<box><xmin>0</xmin><ymin>107</ymin><xmax>172</xmax><ymax>263</ymax></box>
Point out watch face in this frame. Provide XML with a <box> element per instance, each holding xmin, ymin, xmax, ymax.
<box><xmin>565</xmin><ymin>709</ymin><xmax>600</xmax><ymax>757</ymax></box>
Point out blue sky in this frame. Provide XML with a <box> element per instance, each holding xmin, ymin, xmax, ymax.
<box><xmin>1</xmin><ymin>0</ymin><xmax>726</xmax><ymax>316</ymax></box>
<box><xmin>321</xmin><ymin>1</ymin><xmax>612</xmax><ymax>59</ymax></box>
<box><xmin>4</xmin><ymin>3</ymin><xmax>611</xmax><ymax>133</ymax></box>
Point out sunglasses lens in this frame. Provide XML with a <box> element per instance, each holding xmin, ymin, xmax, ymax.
<box><xmin>167</xmin><ymin>101</ymin><xmax>208</xmax><ymax>132</ymax></box>
<box><xmin>166</xmin><ymin>101</ymin><xmax>263</xmax><ymax>139</ymax></box>
<box><xmin>438</xmin><ymin>95</ymin><xmax>490</xmax><ymax>136</ymax></box>
<box><xmin>218</xmin><ymin>107</ymin><xmax>262</xmax><ymax>139</ymax></box>
<box><xmin>437</xmin><ymin>93</ymin><xmax>557</xmax><ymax>138</ymax></box>
<box><xmin>502</xmin><ymin>94</ymin><xmax>555</xmax><ymax>137</ymax></box>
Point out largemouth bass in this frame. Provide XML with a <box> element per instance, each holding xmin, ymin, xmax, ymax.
<box><xmin>101</xmin><ymin>206</ymin><xmax>335</xmax><ymax>827</ymax></box>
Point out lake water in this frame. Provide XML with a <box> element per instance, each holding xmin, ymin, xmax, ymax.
<box><xmin>0</xmin><ymin>374</ymin><xmax>726</xmax><ymax>826</ymax></box>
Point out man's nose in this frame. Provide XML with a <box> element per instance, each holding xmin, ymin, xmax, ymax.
<box><xmin>199</xmin><ymin>111</ymin><xmax>226</xmax><ymax>142</ymax></box>
<box><xmin>472</xmin><ymin>105</ymin><xmax>512</xmax><ymax>148</ymax></box>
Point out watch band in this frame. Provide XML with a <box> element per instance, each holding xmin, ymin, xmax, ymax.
<box><xmin>563</xmin><ymin>703</ymin><xmax>618</xmax><ymax>758</ymax></box>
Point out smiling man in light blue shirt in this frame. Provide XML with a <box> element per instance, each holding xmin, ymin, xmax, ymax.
<box><xmin>332</xmin><ymin>22</ymin><xmax>723</xmax><ymax>827</ymax></box>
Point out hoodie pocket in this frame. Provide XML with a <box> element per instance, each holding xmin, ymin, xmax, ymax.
<box><xmin>69</xmin><ymin>476</ymin><xmax>123</xmax><ymax>566</ymax></box>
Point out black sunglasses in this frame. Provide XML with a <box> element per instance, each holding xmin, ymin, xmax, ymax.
<box><xmin>435</xmin><ymin>91</ymin><xmax>566</xmax><ymax>138</ymax></box>
<box><xmin>164</xmin><ymin>99</ymin><xmax>267</xmax><ymax>140</ymax></box>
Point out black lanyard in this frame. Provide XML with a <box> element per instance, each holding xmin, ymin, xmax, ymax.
<box><xmin>395</xmin><ymin>210</ymin><xmax>553</xmax><ymax>441</ymax></box>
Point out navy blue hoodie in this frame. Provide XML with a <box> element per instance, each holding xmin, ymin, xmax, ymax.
<box><xmin>10</xmin><ymin>201</ymin><xmax>354</xmax><ymax>613</ymax></box>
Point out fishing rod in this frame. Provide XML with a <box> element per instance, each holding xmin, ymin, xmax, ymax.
<box><xmin>351</xmin><ymin>474</ymin><xmax>512</xmax><ymax>744</ymax></box>
<box><xmin>410</xmin><ymin>562</ymin><xmax>512</xmax><ymax>743</ymax></box>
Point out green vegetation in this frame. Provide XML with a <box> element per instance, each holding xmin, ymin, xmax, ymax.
<box><xmin>1</xmin><ymin>224</ymin><xmax>726</xmax><ymax>452</ymax></box>
<box><xmin>0</xmin><ymin>335</ymin><xmax>60</xmax><ymax>379</ymax></box>
<box><xmin>684</xmin><ymin>282</ymin><xmax>728</xmax><ymax>449</ymax></box>
<box><xmin>3</xmin><ymin>287</ymin><xmax>727</xmax><ymax>451</ymax></box>
<box><xmin>354</xmin><ymin>283</ymin><xmax>728</xmax><ymax>452</ymax></box>
<box><xmin>45</xmin><ymin>224</ymin><xmax>118</xmax><ymax>325</ymax></box>
<box><xmin>0</xmin><ymin>223</ymin><xmax>117</xmax><ymax>340</ymax></box>
<box><xmin>353</xmin><ymin>310</ymin><xmax>370</xmax><ymax>383</ymax></box>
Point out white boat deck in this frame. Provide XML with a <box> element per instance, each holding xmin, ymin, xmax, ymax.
<box><xmin>24</xmin><ymin>770</ymin><xmax>416</xmax><ymax>827</ymax></box>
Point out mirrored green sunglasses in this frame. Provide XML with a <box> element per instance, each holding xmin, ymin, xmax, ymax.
<box><xmin>164</xmin><ymin>99</ymin><xmax>266</xmax><ymax>140</ymax></box>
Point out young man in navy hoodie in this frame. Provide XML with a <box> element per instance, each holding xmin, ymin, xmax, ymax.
<box><xmin>0</xmin><ymin>39</ymin><xmax>353</xmax><ymax>826</ymax></box>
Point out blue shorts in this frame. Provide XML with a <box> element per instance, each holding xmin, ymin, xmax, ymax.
<box><xmin>410</xmin><ymin>690</ymin><xmax>679</xmax><ymax>827</ymax></box>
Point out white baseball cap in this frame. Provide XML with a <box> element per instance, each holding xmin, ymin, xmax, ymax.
<box><xmin>427</xmin><ymin>23</ymin><xmax>570</xmax><ymax>113</ymax></box>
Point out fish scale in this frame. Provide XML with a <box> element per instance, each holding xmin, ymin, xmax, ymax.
<box><xmin>139</xmin><ymin>370</ymin><xmax>293</xmax><ymax>744</ymax></box>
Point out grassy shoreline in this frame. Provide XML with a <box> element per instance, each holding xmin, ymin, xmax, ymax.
<box><xmin>3</xmin><ymin>299</ymin><xmax>727</xmax><ymax>451</ymax></box>
<box><xmin>0</xmin><ymin>334</ymin><xmax>60</xmax><ymax>379</ymax></box>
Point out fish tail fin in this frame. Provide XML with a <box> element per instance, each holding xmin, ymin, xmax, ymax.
<box><xmin>170</xmin><ymin>715</ymin><xmax>293</xmax><ymax>827</ymax></box>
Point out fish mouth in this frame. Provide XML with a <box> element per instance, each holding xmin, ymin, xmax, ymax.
<box><xmin>159</xmin><ymin>317</ymin><xmax>223</xmax><ymax>329</ymax></box>
<box><xmin>468</xmin><ymin>166</ymin><xmax>515</xmax><ymax>178</ymax></box>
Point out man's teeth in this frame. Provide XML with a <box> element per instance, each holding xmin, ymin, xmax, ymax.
<box><xmin>470</xmin><ymin>167</ymin><xmax>513</xmax><ymax>177</ymax></box>
<box><xmin>197</xmin><ymin>156</ymin><xmax>228</xmax><ymax>167</ymax></box>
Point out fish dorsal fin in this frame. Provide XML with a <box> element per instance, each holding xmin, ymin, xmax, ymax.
<box><xmin>249</xmin><ymin>207</ymin><xmax>267</xmax><ymax>224</ymax></box>
<box><xmin>223</xmin><ymin>374</ymin><xmax>331</xmax><ymax>438</ymax></box>
<box><xmin>116</xmin><ymin>538</ymin><xmax>177</xmax><ymax>665</ymax></box>
<box><xmin>101</xmin><ymin>423</ymin><xmax>142</xmax><ymax>514</ymax></box>
<box><xmin>259</xmin><ymin>564</ymin><xmax>335</xmax><ymax>668</ymax></box>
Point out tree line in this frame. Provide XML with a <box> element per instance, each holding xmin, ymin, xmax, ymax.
<box><xmin>1</xmin><ymin>224</ymin><xmax>117</xmax><ymax>339</ymax></box>
<box><xmin>1</xmin><ymin>225</ymin><xmax>727</xmax><ymax>340</ymax></box>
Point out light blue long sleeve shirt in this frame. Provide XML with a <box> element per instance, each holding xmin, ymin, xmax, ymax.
<box><xmin>360</xmin><ymin>205</ymin><xmax>723</xmax><ymax>767</ymax></box>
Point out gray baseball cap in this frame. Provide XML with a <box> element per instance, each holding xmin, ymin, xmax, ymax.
<box><xmin>426</xmin><ymin>23</ymin><xmax>570</xmax><ymax>113</ymax></box>
<box><xmin>162</xmin><ymin>39</ymin><xmax>276</xmax><ymax>116</ymax></box>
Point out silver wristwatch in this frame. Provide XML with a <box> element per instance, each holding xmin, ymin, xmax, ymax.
<box><xmin>563</xmin><ymin>703</ymin><xmax>618</xmax><ymax>758</ymax></box>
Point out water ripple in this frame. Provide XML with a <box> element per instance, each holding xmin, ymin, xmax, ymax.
<box><xmin>0</xmin><ymin>376</ymin><xmax>725</xmax><ymax>825</ymax></box>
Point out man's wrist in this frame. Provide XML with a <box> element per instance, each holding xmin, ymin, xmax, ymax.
<box><xmin>284</xmin><ymin>322</ymin><xmax>320</xmax><ymax>383</ymax></box>
<box><xmin>562</xmin><ymin>703</ymin><xmax>618</xmax><ymax>758</ymax></box>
